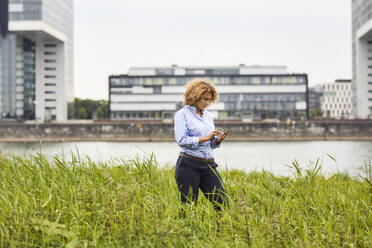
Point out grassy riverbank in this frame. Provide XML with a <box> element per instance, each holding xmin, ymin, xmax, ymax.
<box><xmin>0</xmin><ymin>153</ymin><xmax>371</xmax><ymax>247</ymax></box>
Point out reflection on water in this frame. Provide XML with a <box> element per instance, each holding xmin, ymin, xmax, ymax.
<box><xmin>0</xmin><ymin>141</ymin><xmax>371</xmax><ymax>177</ymax></box>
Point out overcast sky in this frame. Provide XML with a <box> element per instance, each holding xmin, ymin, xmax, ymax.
<box><xmin>74</xmin><ymin>0</ymin><xmax>351</xmax><ymax>100</ymax></box>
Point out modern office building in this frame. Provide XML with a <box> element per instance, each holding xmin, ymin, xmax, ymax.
<box><xmin>352</xmin><ymin>0</ymin><xmax>372</xmax><ymax>118</ymax></box>
<box><xmin>109</xmin><ymin>65</ymin><xmax>308</xmax><ymax>120</ymax></box>
<box><xmin>0</xmin><ymin>0</ymin><xmax>73</xmax><ymax>121</ymax></box>
<box><xmin>321</xmin><ymin>79</ymin><xmax>352</xmax><ymax>119</ymax></box>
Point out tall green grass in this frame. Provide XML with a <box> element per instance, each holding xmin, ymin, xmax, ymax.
<box><xmin>0</xmin><ymin>153</ymin><xmax>371</xmax><ymax>247</ymax></box>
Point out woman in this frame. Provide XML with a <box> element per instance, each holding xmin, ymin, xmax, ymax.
<box><xmin>174</xmin><ymin>78</ymin><xmax>228</xmax><ymax>211</ymax></box>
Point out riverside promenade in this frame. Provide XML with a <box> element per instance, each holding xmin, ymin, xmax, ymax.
<box><xmin>0</xmin><ymin>119</ymin><xmax>371</xmax><ymax>142</ymax></box>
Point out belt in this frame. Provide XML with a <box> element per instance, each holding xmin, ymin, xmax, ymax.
<box><xmin>180</xmin><ymin>152</ymin><xmax>214</xmax><ymax>163</ymax></box>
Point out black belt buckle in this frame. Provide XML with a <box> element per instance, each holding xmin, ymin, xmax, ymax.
<box><xmin>206</xmin><ymin>158</ymin><xmax>214</xmax><ymax>163</ymax></box>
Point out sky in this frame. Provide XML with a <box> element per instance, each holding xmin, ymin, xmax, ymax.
<box><xmin>74</xmin><ymin>0</ymin><xmax>352</xmax><ymax>100</ymax></box>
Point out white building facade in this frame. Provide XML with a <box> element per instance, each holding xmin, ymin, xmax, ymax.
<box><xmin>109</xmin><ymin>65</ymin><xmax>308</xmax><ymax>120</ymax></box>
<box><xmin>352</xmin><ymin>0</ymin><xmax>372</xmax><ymax>118</ymax></box>
<box><xmin>321</xmin><ymin>79</ymin><xmax>352</xmax><ymax>119</ymax></box>
<box><xmin>0</xmin><ymin>0</ymin><xmax>73</xmax><ymax>121</ymax></box>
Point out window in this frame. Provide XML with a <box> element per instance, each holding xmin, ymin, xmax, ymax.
<box><xmin>153</xmin><ymin>86</ymin><xmax>161</xmax><ymax>94</ymax></box>
<box><xmin>9</xmin><ymin>3</ymin><xmax>23</xmax><ymax>12</ymax></box>
<box><xmin>45</xmin><ymin>67</ymin><xmax>56</xmax><ymax>71</ymax></box>
<box><xmin>45</xmin><ymin>91</ymin><xmax>56</xmax><ymax>94</ymax></box>
<box><xmin>45</xmin><ymin>99</ymin><xmax>56</xmax><ymax>102</ymax></box>
<box><xmin>44</xmin><ymin>44</ymin><xmax>57</xmax><ymax>48</ymax></box>
<box><xmin>45</xmin><ymin>83</ymin><xmax>56</xmax><ymax>86</ymax></box>
<box><xmin>45</xmin><ymin>75</ymin><xmax>56</xmax><ymax>78</ymax></box>
<box><xmin>44</xmin><ymin>52</ymin><xmax>56</xmax><ymax>55</ymax></box>
<box><xmin>45</xmin><ymin>59</ymin><xmax>56</xmax><ymax>63</ymax></box>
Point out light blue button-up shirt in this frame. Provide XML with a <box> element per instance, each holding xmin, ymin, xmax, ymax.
<box><xmin>174</xmin><ymin>105</ymin><xmax>220</xmax><ymax>159</ymax></box>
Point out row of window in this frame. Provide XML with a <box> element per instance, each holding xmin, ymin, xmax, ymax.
<box><xmin>110</xmin><ymin>109</ymin><xmax>305</xmax><ymax>119</ymax></box>
<box><xmin>323</xmin><ymin>84</ymin><xmax>351</xmax><ymax>91</ymax></box>
<box><xmin>9</xmin><ymin>12</ymin><xmax>41</xmax><ymax>21</ymax></box>
<box><xmin>110</xmin><ymin>75</ymin><xmax>307</xmax><ymax>87</ymax></box>
<box><xmin>110</xmin><ymin>101</ymin><xmax>299</xmax><ymax>111</ymax></box>
<box><xmin>154</xmin><ymin>68</ymin><xmax>284</xmax><ymax>76</ymax></box>
<box><xmin>323</xmin><ymin>97</ymin><xmax>351</xmax><ymax>103</ymax></box>
<box><xmin>323</xmin><ymin>103</ymin><xmax>352</xmax><ymax>109</ymax></box>
<box><xmin>323</xmin><ymin>91</ymin><xmax>351</xmax><ymax>99</ymax></box>
<box><xmin>111</xmin><ymin>111</ymin><xmax>164</xmax><ymax>119</ymax></box>
<box><xmin>224</xmin><ymin>102</ymin><xmax>297</xmax><ymax>111</ymax></box>
<box><xmin>324</xmin><ymin>109</ymin><xmax>351</xmax><ymax>117</ymax></box>
<box><xmin>219</xmin><ymin>93</ymin><xmax>305</xmax><ymax>102</ymax></box>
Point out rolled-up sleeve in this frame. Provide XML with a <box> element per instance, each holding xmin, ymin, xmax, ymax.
<box><xmin>209</xmin><ymin>115</ymin><xmax>220</xmax><ymax>149</ymax></box>
<box><xmin>174</xmin><ymin>111</ymin><xmax>199</xmax><ymax>149</ymax></box>
<box><xmin>210</xmin><ymin>136</ymin><xmax>220</xmax><ymax>149</ymax></box>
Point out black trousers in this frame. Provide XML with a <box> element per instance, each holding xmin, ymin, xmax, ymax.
<box><xmin>175</xmin><ymin>155</ymin><xmax>227</xmax><ymax>210</ymax></box>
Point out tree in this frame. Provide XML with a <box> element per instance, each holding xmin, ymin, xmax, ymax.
<box><xmin>310</xmin><ymin>108</ymin><xmax>323</xmax><ymax>118</ymax></box>
<box><xmin>74</xmin><ymin>98</ymin><xmax>108</xmax><ymax>119</ymax></box>
<box><xmin>76</xmin><ymin>108</ymin><xmax>88</xmax><ymax>119</ymax></box>
<box><xmin>96</xmin><ymin>107</ymin><xmax>104</xmax><ymax>119</ymax></box>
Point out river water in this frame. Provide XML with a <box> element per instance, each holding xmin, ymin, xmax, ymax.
<box><xmin>0</xmin><ymin>141</ymin><xmax>371</xmax><ymax>177</ymax></box>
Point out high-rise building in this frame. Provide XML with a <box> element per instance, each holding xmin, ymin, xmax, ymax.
<box><xmin>352</xmin><ymin>0</ymin><xmax>372</xmax><ymax>118</ymax></box>
<box><xmin>109</xmin><ymin>65</ymin><xmax>308</xmax><ymax>120</ymax></box>
<box><xmin>321</xmin><ymin>79</ymin><xmax>352</xmax><ymax>119</ymax></box>
<box><xmin>0</xmin><ymin>0</ymin><xmax>73</xmax><ymax>121</ymax></box>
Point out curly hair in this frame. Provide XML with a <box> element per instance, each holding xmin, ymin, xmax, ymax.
<box><xmin>183</xmin><ymin>78</ymin><xmax>218</xmax><ymax>106</ymax></box>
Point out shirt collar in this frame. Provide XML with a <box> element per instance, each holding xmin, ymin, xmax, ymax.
<box><xmin>186</xmin><ymin>105</ymin><xmax>204</xmax><ymax>115</ymax></box>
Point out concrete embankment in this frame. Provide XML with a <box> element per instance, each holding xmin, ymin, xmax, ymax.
<box><xmin>0</xmin><ymin>120</ymin><xmax>371</xmax><ymax>142</ymax></box>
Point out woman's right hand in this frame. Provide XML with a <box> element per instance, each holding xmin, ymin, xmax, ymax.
<box><xmin>199</xmin><ymin>129</ymin><xmax>219</xmax><ymax>144</ymax></box>
<box><xmin>207</xmin><ymin>129</ymin><xmax>219</xmax><ymax>140</ymax></box>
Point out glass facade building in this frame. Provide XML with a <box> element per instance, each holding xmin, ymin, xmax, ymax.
<box><xmin>0</xmin><ymin>0</ymin><xmax>73</xmax><ymax>121</ymax></box>
<box><xmin>352</xmin><ymin>0</ymin><xmax>372</xmax><ymax>118</ymax></box>
<box><xmin>109</xmin><ymin>65</ymin><xmax>308</xmax><ymax>120</ymax></box>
